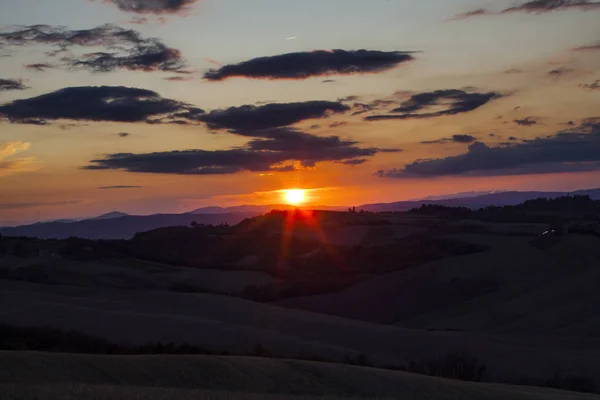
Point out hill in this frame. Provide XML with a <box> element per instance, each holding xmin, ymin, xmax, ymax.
<box><xmin>87</xmin><ymin>211</ymin><xmax>129</xmax><ymax>221</ymax></box>
<box><xmin>2</xmin><ymin>351</ymin><xmax>598</xmax><ymax>400</ymax></box>
<box><xmin>0</xmin><ymin>212</ymin><xmax>255</xmax><ymax>240</ymax></box>
<box><xmin>359</xmin><ymin>188</ymin><xmax>600</xmax><ymax>212</ymax></box>
<box><xmin>1</xmin><ymin>279</ymin><xmax>599</xmax><ymax>389</ymax></box>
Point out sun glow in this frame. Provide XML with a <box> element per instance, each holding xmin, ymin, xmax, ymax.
<box><xmin>283</xmin><ymin>189</ymin><xmax>306</xmax><ymax>205</ymax></box>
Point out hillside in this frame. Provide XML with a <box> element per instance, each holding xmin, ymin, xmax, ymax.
<box><xmin>274</xmin><ymin>232</ymin><xmax>600</xmax><ymax>334</ymax></box>
<box><xmin>1</xmin><ymin>279</ymin><xmax>600</xmax><ymax>388</ymax></box>
<box><xmin>0</xmin><ymin>212</ymin><xmax>255</xmax><ymax>240</ymax></box>
<box><xmin>2</xmin><ymin>351</ymin><xmax>599</xmax><ymax>400</ymax></box>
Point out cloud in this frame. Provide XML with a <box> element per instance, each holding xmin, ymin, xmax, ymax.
<box><xmin>85</xmin><ymin>127</ymin><xmax>398</xmax><ymax>175</ymax></box>
<box><xmin>504</xmin><ymin>68</ymin><xmax>523</xmax><ymax>74</ymax></box>
<box><xmin>450</xmin><ymin>9</ymin><xmax>489</xmax><ymax>20</ymax></box>
<box><xmin>573</xmin><ymin>42</ymin><xmax>600</xmax><ymax>51</ymax></box>
<box><xmin>377</xmin><ymin>119</ymin><xmax>600</xmax><ymax>177</ymax></box>
<box><xmin>0</xmin><ymin>24</ymin><xmax>186</xmax><ymax>73</ymax></box>
<box><xmin>118</xmin><ymin>132</ymin><xmax>131</xmax><ymax>137</ymax></box>
<box><xmin>502</xmin><ymin>0</ymin><xmax>600</xmax><ymax>13</ymax></box>
<box><xmin>421</xmin><ymin>134</ymin><xmax>477</xmax><ymax>144</ymax></box>
<box><xmin>98</xmin><ymin>185</ymin><xmax>142</xmax><ymax>189</ymax></box>
<box><xmin>0</xmin><ymin>78</ymin><xmax>27</xmax><ymax>91</ymax></box>
<box><xmin>0</xmin><ymin>142</ymin><xmax>40</xmax><ymax>176</ymax></box>
<box><xmin>164</xmin><ymin>75</ymin><xmax>193</xmax><ymax>81</ymax></box>
<box><xmin>366</xmin><ymin>89</ymin><xmax>501</xmax><ymax>121</ymax></box>
<box><xmin>0</xmin><ymin>200</ymin><xmax>81</xmax><ymax>210</ymax></box>
<box><xmin>334</xmin><ymin>159</ymin><xmax>369</xmax><ymax>166</ymax></box>
<box><xmin>548</xmin><ymin>67</ymin><xmax>574</xmax><ymax>77</ymax></box>
<box><xmin>203</xmin><ymin>49</ymin><xmax>415</xmax><ymax>81</ymax></box>
<box><xmin>0</xmin><ymin>86</ymin><xmax>199</xmax><ymax>124</ymax></box>
<box><xmin>192</xmin><ymin>101</ymin><xmax>350</xmax><ymax>131</ymax></box>
<box><xmin>514</xmin><ymin>117</ymin><xmax>539</xmax><ymax>126</ymax></box>
<box><xmin>580</xmin><ymin>80</ymin><xmax>600</xmax><ymax>90</ymax></box>
<box><xmin>451</xmin><ymin>1</ymin><xmax>600</xmax><ymax>19</ymax></box>
<box><xmin>24</xmin><ymin>63</ymin><xmax>54</xmax><ymax>71</ymax></box>
<box><xmin>128</xmin><ymin>16</ymin><xmax>168</xmax><ymax>24</ymax></box>
<box><xmin>91</xmin><ymin>0</ymin><xmax>201</xmax><ymax>14</ymax></box>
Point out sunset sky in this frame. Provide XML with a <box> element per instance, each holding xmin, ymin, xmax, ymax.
<box><xmin>1</xmin><ymin>0</ymin><xmax>599</xmax><ymax>225</ymax></box>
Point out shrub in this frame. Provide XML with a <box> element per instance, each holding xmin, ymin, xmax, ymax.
<box><xmin>407</xmin><ymin>352</ymin><xmax>486</xmax><ymax>382</ymax></box>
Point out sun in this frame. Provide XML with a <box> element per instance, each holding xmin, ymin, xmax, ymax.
<box><xmin>283</xmin><ymin>189</ymin><xmax>306</xmax><ymax>206</ymax></box>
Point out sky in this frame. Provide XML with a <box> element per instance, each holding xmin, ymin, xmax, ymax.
<box><xmin>0</xmin><ymin>0</ymin><xmax>599</xmax><ymax>225</ymax></box>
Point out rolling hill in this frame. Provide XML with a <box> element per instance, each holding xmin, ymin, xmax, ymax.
<box><xmin>2</xmin><ymin>351</ymin><xmax>598</xmax><ymax>400</ymax></box>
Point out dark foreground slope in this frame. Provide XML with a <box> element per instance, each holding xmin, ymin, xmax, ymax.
<box><xmin>2</xmin><ymin>351</ymin><xmax>599</xmax><ymax>400</ymax></box>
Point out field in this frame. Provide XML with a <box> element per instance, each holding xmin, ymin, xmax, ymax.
<box><xmin>1</xmin><ymin>351</ymin><xmax>599</xmax><ymax>400</ymax></box>
<box><xmin>1</xmin><ymin>200</ymin><xmax>600</xmax><ymax>398</ymax></box>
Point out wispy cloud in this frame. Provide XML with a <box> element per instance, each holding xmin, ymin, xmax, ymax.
<box><xmin>366</xmin><ymin>89</ymin><xmax>502</xmax><ymax>121</ymax></box>
<box><xmin>0</xmin><ymin>24</ymin><xmax>186</xmax><ymax>73</ymax></box>
<box><xmin>451</xmin><ymin>1</ymin><xmax>600</xmax><ymax>19</ymax></box>
<box><xmin>514</xmin><ymin>117</ymin><xmax>539</xmax><ymax>126</ymax></box>
<box><xmin>98</xmin><ymin>185</ymin><xmax>143</xmax><ymax>189</ymax></box>
<box><xmin>0</xmin><ymin>142</ymin><xmax>41</xmax><ymax>176</ymax></box>
<box><xmin>573</xmin><ymin>41</ymin><xmax>600</xmax><ymax>52</ymax></box>
<box><xmin>421</xmin><ymin>134</ymin><xmax>477</xmax><ymax>144</ymax></box>
<box><xmin>24</xmin><ymin>63</ymin><xmax>54</xmax><ymax>72</ymax></box>
<box><xmin>580</xmin><ymin>80</ymin><xmax>600</xmax><ymax>90</ymax></box>
<box><xmin>548</xmin><ymin>67</ymin><xmax>574</xmax><ymax>77</ymax></box>
<box><xmin>0</xmin><ymin>78</ymin><xmax>27</xmax><ymax>91</ymax></box>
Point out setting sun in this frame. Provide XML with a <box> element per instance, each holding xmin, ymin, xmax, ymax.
<box><xmin>283</xmin><ymin>189</ymin><xmax>306</xmax><ymax>205</ymax></box>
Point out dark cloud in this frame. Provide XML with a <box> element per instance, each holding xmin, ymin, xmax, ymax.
<box><xmin>0</xmin><ymin>24</ymin><xmax>186</xmax><ymax>73</ymax></box>
<box><xmin>92</xmin><ymin>0</ymin><xmax>201</xmax><ymax>14</ymax></box>
<box><xmin>0</xmin><ymin>86</ymin><xmax>197</xmax><ymax>124</ymax></box>
<box><xmin>118</xmin><ymin>132</ymin><xmax>131</xmax><ymax>137</ymax></box>
<box><xmin>452</xmin><ymin>1</ymin><xmax>600</xmax><ymax>19</ymax></box>
<box><xmin>164</xmin><ymin>76</ymin><xmax>193</xmax><ymax>81</ymax></box>
<box><xmin>366</xmin><ymin>89</ymin><xmax>501</xmax><ymax>121</ymax></box>
<box><xmin>192</xmin><ymin>101</ymin><xmax>350</xmax><ymax>131</ymax></box>
<box><xmin>548</xmin><ymin>67</ymin><xmax>574</xmax><ymax>77</ymax></box>
<box><xmin>573</xmin><ymin>42</ymin><xmax>600</xmax><ymax>51</ymax></box>
<box><xmin>24</xmin><ymin>63</ymin><xmax>54</xmax><ymax>71</ymax></box>
<box><xmin>334</xmin><ymin>159</ymin><xmax>369</xmax><ymax>166</ymax></box>
<box><xmin>322</xmin><ymin>79</ymin><xmax>336</xmax><ymax>84</ymax></box>
<box><xmin>203</xmin><ymin>50</ymin><xmax>415</xmax><ymax>81</ymax></box>
<box><xmin>514</xmin><ymin>117</ymin><xmax>539</xmax><ymax>126</ymax></box>
<box><xmin>502</xmin><ymin>0</ymin><xmax>600</xmax><ymax>13</ymax></box>
<box><xmin>580</xmin><ymin>80</ymin><xmax>600</xmax><ymax>90</ymax></box>
<box><xmin>508</xmin><ymin>136</ymin><xmax>519</xmax><ymax>141</ymax></box>
<box><xmin>0</xmin><ymin>78</ymin><xmax>27</xmax><ymax>91</ymax></box>
<box><xmin>421</xmin><ymin>134</ymin><xmax>477</xmax><ymax>144</ymax></box>
<box><xmin>84</xmin><ymin>127</ymin><xmax>397</xmax><ymax>175</ymax></box>
<box><xmin>98</xmin><ymin>185</ymin><xmax>142</xmax><ymax>189</ymax></box>
<box><xmin>451</xmin><ymin>9</ymin><xmax>489</xmax><ymax>19</ymax></box>
<box><xmin>377</xmin><ymin>120</ymin><xmax>600</xmax><ymax>177</ymax></box>
<box><xmin>452</xmin><ymin>134</ymin><xmax>478</xmax><ymax>143</ymax></box>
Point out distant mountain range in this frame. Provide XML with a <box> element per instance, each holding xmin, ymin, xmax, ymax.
<box><xmin>2</xmin><ymin>189</ymin><xmax>599</xmax><ymax>239</ymax></box>
<box><xmin>359</xmin><ymin>188</ymin><xmax>600</xmax><ymax>212</ymax></box>
<box><xmin>0</xmin><ymin>213</ymin><xmax>257</xmax><ymax>240</ymax></box>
